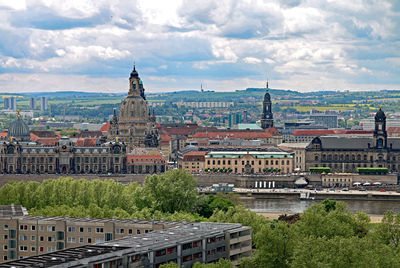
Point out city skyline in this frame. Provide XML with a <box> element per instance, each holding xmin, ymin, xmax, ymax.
<box><xmin>0</xmin><ymin>0</ymin><xmax>399</xmax><ymax>93</ymax></box>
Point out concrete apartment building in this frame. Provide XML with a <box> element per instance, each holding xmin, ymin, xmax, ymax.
<box><xmin>0</xmin><ymin>215</ymin><xmax>178</xmax><ymax>262</ymax></box>
<box><xmin>2</xmin><ymin>222</ymin><xmax>252</xmax><ymax>267</ymax></box>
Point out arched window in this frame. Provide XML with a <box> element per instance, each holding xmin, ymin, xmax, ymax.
<box><xmin>314</xmin><ymin>155</ymin><xmax>319</xmax><ymax>161</ymax></box>
<box><xmin>377</xmin><ymin>139</ymin><xmax>383</xmax><ymax>148</ymax></box>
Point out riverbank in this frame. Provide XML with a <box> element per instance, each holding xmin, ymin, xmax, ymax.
<box><xmin>234</xmin><ymin>188</ymin><xmax>400</xmax><ymax>201</ymax></box>
<box><xmin>256</xmin><ymin>212</ymin><xmax>384</xmax><ymax>223</ymax></box>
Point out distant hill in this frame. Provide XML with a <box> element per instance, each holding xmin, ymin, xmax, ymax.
<box><xmin>243</xmin><ymin>88</ymin><xmax>303</xmax><ymax>96</ymax></box>
<box><xmin>5</xmin><ymin>91</ymin><xmax>126</xmax><ymax>98</ymax></box>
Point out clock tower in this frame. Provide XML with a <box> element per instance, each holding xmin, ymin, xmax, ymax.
<box><xmin>261</xmin><ymin>81</ymin><xmax>274</xmax><ymax>129</ymax></box>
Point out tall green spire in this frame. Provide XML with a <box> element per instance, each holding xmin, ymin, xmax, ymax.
<box><xmin>266</xmin><ymin>80</ymin><xmax>269</xmax><ymax>92</ymax></box>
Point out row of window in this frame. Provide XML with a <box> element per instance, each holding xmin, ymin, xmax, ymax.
<box><xmin>14</xmin><ymin>225</ymin><xmax>146</xmax><ymax>234</ymax></box>
<box><xmin>129</xmin><ymin>158</ymin><xmax>164</xmax><ymax>163</ymax></box>
<box><xmin>316</xmin><ymin>154</ymin><xmax>389</xmax><ymax>162</ymax></box>
<box><xmin>207</xmin><ymin>159</ymin><xmax>291</xmax><ymax>166</ymax></box>
<box><xmin>8</xmin><ymin>156</ymin><xmax>121</xmax><ymax>165</ymax></box>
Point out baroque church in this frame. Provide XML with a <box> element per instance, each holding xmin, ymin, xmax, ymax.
<box><xmin>0</xmin><ymin>66</ymin><xmax>165</xmax><ymax>175</ymax></box>
<box><xmin>305</xmin><ymin>107</ymin><xmax>400</xmax><ymax>173</ymax></box>
<box><xmin>108</xmin><ymin>65</ymin><xmax>159</xmax><ymax>150</ymax></box>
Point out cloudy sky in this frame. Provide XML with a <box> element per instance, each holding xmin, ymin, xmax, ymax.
<box><xmin>0</xmin><ymin>0</ymin><xmax>399</xmax><ymax>93</ymax></box>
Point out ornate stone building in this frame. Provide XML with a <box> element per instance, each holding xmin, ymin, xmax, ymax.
<box><xmin>0</xmin><ymin>137</ymin><xmax>126</xmax><ymax>174</ymax></box>
<box><xmin>108</xmin><ymin>65</ymin><xmax>159</xmax><ymax>150</ymax></box>
<box><xmin>261</xmin><ymin>81</ymin><xmax>273</xmax><ymax>129</ymax></box>
<box><xmin>7</xmin><ymin>110</ymin><xmax>30</xmax><ymax>142</ymax></box>
<box><xmin>305</xmin><ymin>107</ymin><xmax>400</xmax><ymax>173</ymax></box>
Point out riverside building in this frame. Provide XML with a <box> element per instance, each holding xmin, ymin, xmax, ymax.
<box><xmin>305</xmin><ymin>107</ymin><xmax>400</xmax><ymax>173</ymax></box>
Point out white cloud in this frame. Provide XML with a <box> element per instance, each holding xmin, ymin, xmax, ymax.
<box><xmin>243</xmin><ymin>57</ymin><xmax>262</xmax><ymax>64</ymax></box>
<box><xmin>0</xmin><ymin>0</ymin><xmax>26</xmax><ymax>10</ymax></box>
<box><xmin>0</xmin><ymin>0</ymin><xmax>398</xmax><ymax>93</ymax></box>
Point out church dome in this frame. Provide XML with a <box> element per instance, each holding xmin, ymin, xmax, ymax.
<box><xmin>375</xmin><ymin>106</ymin><xmax>386</xmax><ymax>122</ymax></box>
<box><xmin>8</xmin><ymin>114</ymin><xmax>30</xmax><ymax>139</ymax></box>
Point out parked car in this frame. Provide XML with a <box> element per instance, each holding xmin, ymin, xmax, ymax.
<box><xmin>342</xmin><ymin>188</ymin><xmax>349</xmax><ymax>191</ymax></box>
<box><xmin>380</xmin><ymin>189</ymin><xmax>386</xmax><ymax>192</ymax></box>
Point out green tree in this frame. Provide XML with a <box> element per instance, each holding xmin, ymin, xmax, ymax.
<box><xmin>142</xmin><ymin>169</ymin><xmax>198</xmax><ymax>213</ymax></box>
<box><xmin>193</xmin><ymin>259</ymin><xmax>234</xmax><ymax>267</ymax></box>
<box><xmin>241</xmin><ymin>221</ymin><xmax>295</xmax><ymax>268</ymax></box>
<box><xmin>373</xmin><ymin>211</ymin><xmax>400</xmax><ymax>248</ymax></box>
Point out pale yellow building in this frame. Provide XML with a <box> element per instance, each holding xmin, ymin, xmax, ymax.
<box><xmin>278</xmin><ymin>143</ymin><xmax>309</xmax><ymax>172</ymax></box>
<box><xmin>204</xmin><ymin>151</ymin><xmax>293</xmax><ymax>174</ymax></box>
<box><xmin>179</xmin><ymin>151</ymin><xmax>208</xmax><ymax>173</ymax></box>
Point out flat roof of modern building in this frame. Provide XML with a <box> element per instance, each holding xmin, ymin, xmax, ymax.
<box><xmin>0</xmin><ymin>215</ymin><xmax>179</xmax><ymax>228</ymax></box>
<box><xmin>0</xmin><ymin>205</ymin><xmax>28</xmax><ymax>217</ymax></box>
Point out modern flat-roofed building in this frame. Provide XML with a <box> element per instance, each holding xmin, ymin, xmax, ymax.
<box><xmin>29</xmin><ymin>98</ymin><xmax>36</xmax><ymax>110</ymax></box>
<box><xmin>41</xmin><ymin>97</ymin><xmax>48</xmax><ymax>111</ymax></box>
<box><xmin>1</xmin><ymin>222</ymin><xmax>252</xmax><ymax>267</ymax></box>
<box><xmin>309</xmin><ymin>113</ymin><xmax>338</xmax><ymax>128</ymax></box>
<box><xmin>0</xmin><ymin>205</ymin><xmax>28</xmax><ymax>218</ymax></box>
<box><xmin>0</xmin><ymin>216</ymin><xmax>179</xmax><ymax>262</ymax></box>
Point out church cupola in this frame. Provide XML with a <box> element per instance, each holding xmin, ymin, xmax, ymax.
<box><xmin>374</xmin><ymin>105</ymin><xmax>387</xmax><ymax>149</ymax></box>
<box><xmin>130</xmin><ymin>63</ymin><xmax>139</xmax><ymax>79</ymax></box>
<box><xmin>128</xmin><ymin>64</ymin><xmax>145</xmax><ymax>98</ymax></box>
<box><xmin>261</xmin><ymin>81</ymin><xmax>274</xmax><ymax>129</ymax></box>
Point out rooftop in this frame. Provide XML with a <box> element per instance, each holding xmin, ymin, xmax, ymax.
<box><xmin>0</xmin><ymin>205</ymin><xmax>28</xmax><ymax>217</ymax></box>
<box><xmin>1</xmin><ymin>215</ymin><xmax>179</xmax><ymax>228</ymax></box>
<box><xmin>1</xmin><ymin>222</ymin><xmax>248</xmax><ymax>267</ymax></box>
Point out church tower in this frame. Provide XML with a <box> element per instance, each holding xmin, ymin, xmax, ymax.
<box><xmin>115</xmin><ymin>64</ymin><xmax>159</xmax><ymax>150</ymax></box>
<box><xmin>108</xmin><ymin>108</ymin><xmax>119</xmax><ymax>140</ymax></box>
<box><xmin>261</xmin><ymin>81</ymin><xmax>274</xmax><ymax>129</ymax></box>
<box><xmin>374</xmin><ymin>106</ymin><xmax>387</xmax><ymax>149</ymax></box>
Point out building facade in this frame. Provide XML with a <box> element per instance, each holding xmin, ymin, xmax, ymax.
<box><xmin>278</xmin><ymin>143</ymin><xmax>309</xmax><ymax>172</ymax></box>
<box><xmin>305</xmin><ymin>107</ymin><xmax>400</xmax><ymax>173</ymax></box>
<box><xmin>2</xmin><ymin>222</ymin><xmax>251</xmax><ymax>267</ymax></box>
<box><xmin>0</xmin><ymin>215</ymin><xmax>178</xmax><ymax>262</ymax></box>
<box><xmin>178</xmin><ymin>151</ymin><xmax>207</xmax><ymax>173</ymax></box>
<box><xmin>29</xmin><ymin>98</ymin><xmax>36</xmax><ymax>110</ymax></box>
<box><xmin>40</xmin><ymin>97</ymin><xmax>48</xmax><ymax>111</ymax></box>
<box><xmin>204</xmin><ymin>151</ymin><xmax>293</xmax><ymax>174</ymax></box>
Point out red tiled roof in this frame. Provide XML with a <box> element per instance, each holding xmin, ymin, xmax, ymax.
<box><xmin>192</xmin><ymin>129</ymin><xmax>275</xmax><ymax>139</ymax></box>
<box><xmin>293</xmin><ymin>129</ymin><xmax>373</xmax><ymax>136</ymax></box>
<box><xmin>99</xmin><ymin>122</ymin><xmax>110</xmax><ymax>132</ymax></box>
<box><xmin>158</xmin><ymin>123</ymin><xmax>206</xmax><ymax>136</ymax></box>
<box><xmin>30</xmin><ymin>131</ymin><xmax>58</xmax><ymax>139</ymax></box>
<box><xmin>0</xmin><ymin>131</ymin><xmax>8</xmax><ymax>139</ymax></box>
<box><xmin>127</xmin><ymin>152</ymin><xmax>165</xmax><ymax>163</ymax></box>
<box><xmin>183</xmin><ymin>151</ymin><xmax>207</xmax><ymax>161</ymax></box>
<box><xmin>72</xmin><ymin>131</ymin><xmax>103</xmax><ymax>138</ymax></box>
<box><xmin>160</xmin><ymin>134</ymin><xmax>171</xmax><ymax>142</ymax></box>
<box><xmin>36</xmin><ymin>138</ymin><xmax>60</xmax><ymax>146</ymax></box>
<box><xmin>75</xmin><ymin>138</ymin><xmax>97</xmax><ymax>147</ymax></box>
<box><xmin>387</xmin><ymin>127</ymin><xmax>400</xmax><ymax>132</ymax></box>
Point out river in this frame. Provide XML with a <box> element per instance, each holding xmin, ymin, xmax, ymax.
<box><xmin>242</xmin><ymin>199</ymin><xmax>400</xmax><ymax>215</ymax></box>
